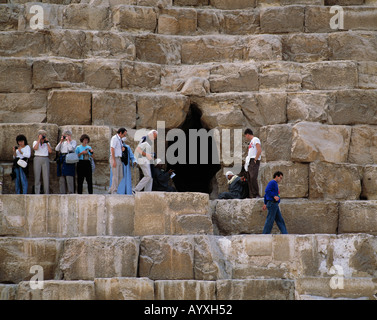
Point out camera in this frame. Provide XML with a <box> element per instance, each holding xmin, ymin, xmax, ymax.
<box><xmin>42</xmin><ymin>135</ymin><xmax>46</xmax><ymax>140</ymax></box>
<box><xmin>14</xmin><ymin>146</ymin><xmax>18</xmax><ymax>150</ymax></box>
<box><xmin>63</xmin><ymin>136</ymin><xmax>66</xmax><ymax>139</ymax></box>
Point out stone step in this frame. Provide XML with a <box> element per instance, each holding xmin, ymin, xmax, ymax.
<box><xmin>1</xmin><ymin>234</ymin><xmax>376</xmax><ymax>285</ymax></box>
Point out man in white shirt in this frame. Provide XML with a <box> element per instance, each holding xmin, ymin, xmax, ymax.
<box><xmin>109</xmin><ymin>127</ymin><xmax>127</xmax><ymax>194</ymax></box>
<box><xmin>33</xmin><ymin>129</ymin><xmax>53</xmax><ymax>194</ymax></box>
<box><xmin>134</xmin><ymin>129</ymin><xmax>158</xmax><ymax>192</ymax></box>
<box><xmin>244</xmin><ymin>128</ymin><xmax>262</xmax><ymax>198</ymax></box>
<box><xmin>55</xmin><ymin>130</ymin><xmax>77</xmax><ymax>194</ymax></box>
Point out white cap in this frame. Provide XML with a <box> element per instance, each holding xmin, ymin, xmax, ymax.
<box><xmin>225</xmin><ymin>171</ymin><xmax>234</xmax><ymax>177</ymax></box>
<box><xmin>122</xmin><ymin>137</ymin><xmax>127</xmax><ymax>141</ymax></box>
<box><xmin>155</xmin><ymin>158</ymin><xmax>162</xmax><ymax>165</ymax></box>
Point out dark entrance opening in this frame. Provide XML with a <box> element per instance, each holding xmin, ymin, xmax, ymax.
<box><xmin>167</xmin><ymin>104</ymin><xmax>221</xmax><ymax>194</ymax></box>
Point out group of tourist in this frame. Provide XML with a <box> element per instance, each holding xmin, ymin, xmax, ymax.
<box><xmin>11</xmin><ymin>128</ymin><xmax>175</xmax><ymax>196</ymax></box>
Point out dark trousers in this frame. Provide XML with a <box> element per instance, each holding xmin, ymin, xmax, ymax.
<box><xmin>247</xmin><ymin>159</ymin><xmax>260</xmax><ymax>198</ymax></box>
<box><xmin>77</xmin><ymin>160</ymin><xmax>93</xmax><ymax>194</ymax></box>
<box><xmin>263</xmin><ymin>201</ymin><xmax>288</xmax><ymax>234</ymax></box>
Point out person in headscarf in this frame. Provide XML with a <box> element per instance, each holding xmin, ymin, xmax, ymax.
<box><xmin>218</xmin><ymin>171</ymin><xmax>243</xmax><ymax>199</ymax></box>
<box><xmin>151</xmin><ymin>158</ymin><xmax>176</xmax><ymax>192</ymax></box>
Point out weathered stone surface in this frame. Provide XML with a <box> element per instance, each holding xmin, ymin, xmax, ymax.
<box><xmin>0</xmin><ymin>5</ymin><xmax>21</xmax><ymax>31</ymax></box>
<box><xmin>122</xmin><ymin>61</ymin><xmax>161</xmax><ymax>90</ymax></box>
<box><xmin>0</xmin><ymin>237</ymin><xmax>62</xmax><ymax>283</ymax></box>
<box><xmin>217</xmin><ymin>279</ymin><xmax>295</xmax><ymax>300</ymax></box>
<box><xmin>155</xmin><ymin>280</ymin><xmax>216</xmax><ymax>300</ymax></box>
<box><xmin>63</xmin><ymin>4</ymin><xmax>110</xmax><ymax>30</ymax></box>
<box><xmin>339</xmin><ymin>201</ymin><xmax>377</xmax><ymax>235</ymax></box>
<box><xmin>309</xmin><ymin>161</ymin><xmax>362</xmax><ymax>200</ymax></box>
<box><xmin>134</xmin><ymin>192</ymin><xmax>211</xmax><ymax>235</ymax></box>
<box><xmin>17</xmin><ymin>280</ymin><xmax>95</xmax><ymax>300</ymax></box>
<box><xmin>0</xmin><ymin>32</ymin><xmax>48</xmax><ymax>58</ymax></box>
<box><xmin>139</xmin><ymin>235</ymin><xmax>195</xmax><ymax>280</ymax></box>
<box><xmin>136</xmin><ymin>94</ymin><xmax>190</xmax><ymax>129</ymax></box>
<box><xmin>259</xmin><ymin>124</ymin><xmax>293</xmax><ymax>162</ymax></box>
<box><xmin>113</xmin><ymin>5</ymin><xmax>157</xmax><ymax>32</ymax></box>
<box><xmin>92</xmin><ymin>91</ymin><xmax>136</xmax><ymax>128</ymax></box>
<box><xmin>0</xmin><ymin>284</ymin><xmax>17</xmax><ymax>300</ymax></box>
<box><xmin>105</xmin><ymin>196</ymin><xmax>135</xmax><ymax>236</ymax></box>
<box><xmin>59</xmin><ymin>236</ymin><xmax>139</xmax><ymax>280</ymax></box>
<box><xmin>0</xmin><ymin>123</ymin><xmax>58</xmax><ymax>161</ymax></box>
<box><xmin>291</xmin><ymin>122</ymin><xmax>351</xmax><ymax>163</ymax></box>
<box><xmin>260</xmin><ymin>6</ymin><xmax>305</xmax><ymax>33</ymax></box>
<box><xmin>95</xmin><ymin>277</ymin><xmax>154</xmax><ymax>300</ymax></box>
<box><xmin>83</xmin><ymin>59</ymin><xmax>121</xmax><ymax>89</ymax></box>
<box><xmin>358</xmin><ymin>62</ymin><xmax>377</xmax><ymax>89</ymax></box>
<box><xmin>180</xmin><ymin>77</ymin><xmax>210</xmax><ymax>96</ymax></box>
<box><xmin>348</xmin><ymin>126</ymin><xmax>377</xmax><ymax>165</ymax></box>
<box><xmin>209</xmin><ymin>0</ymin><xmax>256</xmax><ymax>10</ymax></box>
<box><xmin>47</xmin><ymin>90</ymin><xmax>92</xmax><ymax>126</ymax></box>
<box><xmin>49</xmin><ymin>29</ymin><xmax>87</xmax><ymax>59</ymax></box>
<box><xmin>259</xmin><ymin>161</ymin><xmax>309</xmax><ymax>198</ymax></box>
<box><xmin>0</xmin><ymin>58</ymin><xmax>32</xmax><ymax>93</ymax></box>
<box><xmin>158</xmin><ymin>8</ymin><xmax>197</xmax><ymax>35</ymax></box>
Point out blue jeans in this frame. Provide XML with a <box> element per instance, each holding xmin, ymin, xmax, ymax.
<box><xmin>262</xmin><ymin>201</ymin><xmax>288</xmax><ymax>234</ymax></box>
<box><xmin>15</xmin><ymin>167</ymin><xmax>28</xmax><ymax>194</ymax></box>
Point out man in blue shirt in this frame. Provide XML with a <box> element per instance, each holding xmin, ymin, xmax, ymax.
<box><xmin>262</xmin><ymin>171</ymin><xmax>288</xmax><ymax>234</ymax></box>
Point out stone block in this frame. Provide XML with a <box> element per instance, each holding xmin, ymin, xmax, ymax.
<box><xmin>174</xmin><ymin>0</ymin><xmax>209</xmax><ymax>5</ymax></box>
<box><xmin>112</xmin><ymin>5</ymin><xmax>157</xmax><ymax>32</ymax></box>
<box><xmin>136</xmin><ymin>94</ymin><xmax>190</xmax><ymax>129</ymax></box>
<box><xmin>0</xmin><ymin>58</ymin><xmax>32</xmax><ymax>93</ymax></box>
<box><xmin>180</xmin><ymin>77</ymin><xmax>210</xmax><ymax>97</ymax></box>
<box><xmin>17</xmin><ymin>280</ymin><xmax>95</xmax><ymax>300</ymax></box>
<box><xmin>219</xmin><ymin>10</ymin><xmax>260</xmax><ymax>35</ymax></box>
<box><xmin>0</xmin><ymin>237</ymin><xmax>62</xmax><ymax>283</ymax></box>
<box><xmin>0</xmin><ymin>5</ymin><xmax>21</xmax><ymax>31</ymax></box>
<box><xmin>105</xmin><ymin>195</ymin><xmax>135</xmax><ymax>236</ymax></box>
<box><xmin>139</xmin><ymin>235</ymin><xmax>195</xmax><ymax>280</ymax></box>
<box><xmin>339</xmin><ymin>201</ymin><xmax>377</xmax><ymax>235</ymax></box>
<box><xmin>49</xmin><ymin>29</ymin><xmax>87</xmax><ymax>59</ymax></box>
<box><xmin>260</xmin><ymin>6</ymin><xmax>305</xmax><ymax>33</ymax></box>
<box><xmin>0</xmin><ymin>284</ymin><xmax>17</xmax><ymax>300</ymax></box>
<box><xmin>259</xmin><ymin>161</ymin><xmax>309</xmax><ymax>198</ymax></box>
<box><xmin>83</xmin><ymin>59</ymin><xmax>121</xmax><ymax>89</ymax></box>
<box><xmin>309</xmin><ymin>161</ymin><xmax>362</xmax><ymax>200</ymax></box>
<box><xmin>63</xmin><ymin>4</ymin><xmax>110</xmax><ymax>30</ymax></box>
<box><xmin>348</xmin><ymin>125</ymin><xmax>377</xmax><ymax>165</ymax></box>
<box><xmin>291</xmin><ymin>122</ymin><xmax>351</xmax><ymax>163</ymax></box>
<box><xmin>58</xmin><ymin>125</ymin><xmax>111</xmax><ymax>161</ymax></box>
<box><xmin>122</xmin><ymin>61</ymin><xmax>161</xmax><ymax>90</ymax></box>
<box><xmin>0</xmin><ymin>91</ymin><xmax>47</xmax><ymax>123</ymax></box>
<box><xmin>209</xmin><ymin>0</ymin><xmax>256</xmax><ymax>9</ymax></box>
<box><xmin>259</xmin><ymin>124</ymin><xmax>293</xmax><ymax>162</ymax></box>
<box><xmin>20</xmin><ymin>2</ymin><xmax>63</xmax><ymax>31</ymax></box>
<box><xmin>329</xmin><ymin>90</ymin><xmax>377</xmax><ymax>125</ymax></box>
<box><xmin>47</xmin><ymin>90</ymin><xmax>92</xmax><ymax>126</ymax></box>
<box><xmin>94</xmin><ymin>277</ymin><xmax>154</xmax><ymax>300</ymax></box>
<box><xmin>244</xmin><ymin>35</ymin><xmax>283</xmax><ymax>61</ymax></box>
<box><xmin>217</xmin><ymin>279</ymin><xmax>295</xmax><ymax>300</ymax></box>
<box><xmin>358</xmin><ymin>62</ymin><xmax>377</xmax><ymax>89</ymax></box>
<box><xmin>155</xmin><ymin>280</ymin><xmax>216</xmax><ymax>300</ymax></box>
<box><xmin>158</xmin><ymin>8</ymin><xmax>197</xmax><ymax>35</ymax></box>
<box><xmin>0</xmin><ymin>32</ymin><xmax>48</xmax><ymax>58</ymax></box>
<box><xmin>59</xmin><ymin>236</ymin><xmax>139</xmax><ymax>280</ymax></box>
<box><xmin>0</xmin><ymin>123</ymin><xmax>59</xmax><ymax>161</ymax></box>
<box><xmin>209</xmin><ymin>63</ymin><xmax>259</xmax><ymax>93</ymax></box>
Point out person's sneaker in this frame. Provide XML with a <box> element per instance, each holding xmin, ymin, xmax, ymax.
<box><xmin>132</xmin><ymin>189</ymin><xmax>136</xmax><ymax>195</ymax></box>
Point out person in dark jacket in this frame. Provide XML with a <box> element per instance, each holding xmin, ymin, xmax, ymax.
<box><xmin>151</xmin><ymin>159</ymin><xmax>176</xmax><ymax>192</ymax></box>
<box><xmin>218</xmin><ymin>171</ymin><xmax>243</xmax><ymax>199</ymax></box>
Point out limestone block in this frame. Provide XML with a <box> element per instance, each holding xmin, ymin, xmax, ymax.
<box><xmin>33</xmin><ymin>59</ymin><xmax>84</xmax><ymax>90</ymax></box>
<box><xmin>197</xmin><ymin>9</ymin><xmax>221</xmax><ymax>34</ymax></box>
<box><xmin>305</xmin><ymin>6</ymin><xmax>339</xmax><ymax>33</ymax></box>
<box><xmin>219</xmin><ymin>10</ymin><xmax>260</xmax><ymax>35</ymax></box>
<box><xmin>361</xmin><ymin>166</ymin><xmax>377</xmax><ymax>200</ymax></box>
<box><xmin>134</xmin><ymin>192</ymin><xmax>211</xmax><ymax>235</ymax></box>
<box><xmin>92</xmin><ymin>91</ymin><xmax>136</xmax><ymax>128</ymax></box>
<box><xmin>282</xmin><ymin>33</ymin><xmax>329</xmax><ymax>63</ymax></box>
<box><xmin>302</xmin><ymin>61</ymin><xmax>358</xmax><ymax>90</ymax></box>
<box><xmin>95</xmin><ymin>277</ymin><xmax>154</xmax><ymax>300</ymax></box>
<box><xmin>358</xmin><ymin>61</ymin><xmax>377</xmax><ymax>89</ymax></box>
<box><xmin>136</xmin><ymin>93</ymin><xmax>190</xmax><ymax>129</ymax></box>
<box><xmin>217</xmin><ymin>279</ymin><xmax>295</xmax><ymax>300</ymax></box>
<box><xmin>112</xmin><ymin>5</ymin><xmax>157</xmax><ymax>32</ymax></box>
<box><xmin>47</xmin><ymin>90</ymin><xmax>92</xmax><ymax>126</ymax></box>
<box><xmin>0</xmin><ymin>195</ymin><xmax>27</xmax><ymax>236</ymax></box>
<box><xmin>348</xmin><ymin>125</ymin><xmax>377</xmax><ymax>164</ymax></box>
<box><xmin>58</xmin><ymin>125</ymin><xmax>111</xmax><ymax>161</ymax></box>
<box><xmin>0</xmin><ymin>123</ymin><xmax>58</xmax><ymax>161</ymax></box>
<box><xmin>329</xmin><ymin>31</ymin><xmax>377</xmax><ymax>61</ymax></box>
<box><xmin>259</xmin><ymin>124</ymin><xmax>293</xmax><ymax>162</ymax></box>
<box><xmin>309</xmin><ymin>161</ymin><xmax>362</xmax><ymax>200</ymax></box>
<box><xmin>0</xmin><ymin>32</ymin><xmax>48</xmax><ymax>58</ymax></box>
<box><xmin>139</xmin><ymin>235</ymin><xmax>195</xmax><ymax>280</ymax></box>
<box><xmin>17</xmin><ymin>281</ymin><xmax>95</xmax><ymax>300</ymax></box>
<box><xmin>329</xmin><ymin>90</ymin><xmax>377</xmax><ymax>125</ymax></box>
<box><xmin>59</xmin><ymin>236</ymin><xmax>139</xmax><ymax>280</ymax></box>
<box><xmin>287</xmin><ymin>92</ymin><xmax>333</xmax><ymax>123</ymax></box>
<box><xmin>174</xmin><ymin>0</ymin><xmax>208</xmax><ymax>5</ymax></box>
<box><xmin>63</xmin><ymin>4</ymin><xmax>110</xmax><ymax>30</ymax></box>
<box><xmin>0</xmin><ymin>58</ymin><xmax>32</xmax><ymax>93</ymax></box>
<box><xmin>83</xmin><ymin>59</ymin><xmax>121</xmax><ymax>89</ymax></box>
<box><xmin>0</xmin><ymin>237</ymin><xmax>62</xmax><ymax>283</ymax></box>
<box><xmin>291</xmin><ymin>122</ymin><xmax>351</xmax><ymax>163</ymax></box>
<box><xmin>339</xmin><ymin>201</ymin><xmax>377</xmax><ymax>235</ymax></box>
<box><xmin>325</xmin><ymin>0</ymin><xmax>364</xmax><ymax>4</ymax></box>
<box><xmin>209</xmin><ymin>63</ymin><xmax>259</xmax><ymax>93</ymax></box>
<box><xmin>158</xmin><ymin>8</ymin><xmax>197</xmax><ymax>35</ymax></box>
<box><xmin>49</xmin><ymin>29</ymin><xmax>87</xmax><ymax>59</ymax></box>
<box><xmin>0</xmin><ymin>91</ymin><xmax>47</xmax><ymax>123</ymax></box>
<box><xmin>209</xmin><ymin>0</ymin><xmax>256</xmax><ymax>9</ymax></box>
<box><xmin>122</xmin><ymin>61</ymin><xmax>161</xmax><ymax>90</ymax></box>
<box><xmin>135</xmin><ymin>34</ymin><xmax>181</xmax><ymax>65</ymax></box>
<box><xmin>244</xmin><ymin>35</ymin><xmax>282</xmax><ymax>61</ymax></box>
<box><xmin>0</xmin><ymin>5</ymin><xmax>21</xmax><ymax>31</ymax></box>
<box><xmin>105</xmin><ymin>195</ymin><xmax>135</xmax><ymax>236</ymax></box>
<box><xmin>0</xmin><ymin>284</ymin><xmax>17</xmax><ymax>300</ymax></box>
<box><xmin>155</xmin><ymin>280</ymin><xmax>216</xmax><ymax>300</ymax></box>
<box><xmin>180</xmin><ymin>77</ymin><xmax>210</xmax><ymax>97</ymax></box>
<box><xmin>259</xmin><ymin>161</ymin><xmax>309</xmax><ymax>198</ymax></box>
<box><xmin>260</xmin><ymin>6</ymin><xmax>305</xmax><ymax>33</ymax></box>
